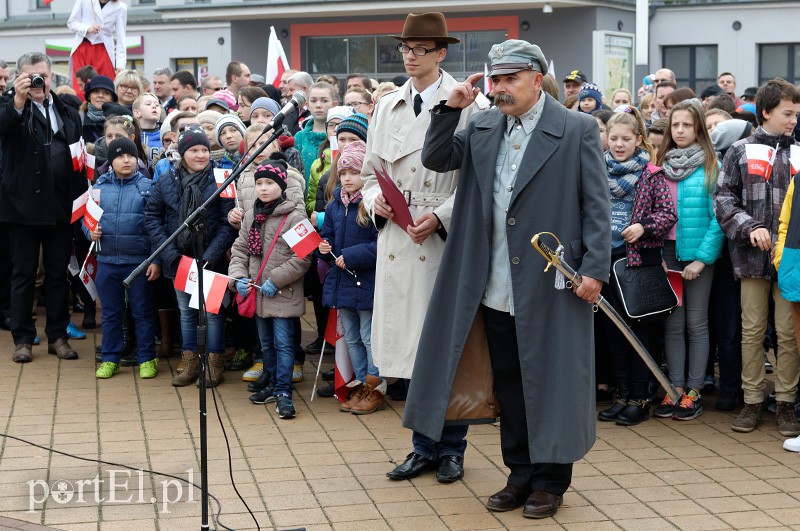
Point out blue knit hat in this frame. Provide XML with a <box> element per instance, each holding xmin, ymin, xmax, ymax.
<box><xmin>578</xmin><ymin>83</ymin><xmax>602</xmax><ymax>112</ymax></box>
<box><xmin>250</xmin><ymin>97</ymin><xmax>281</xmax><ymax>118</ymax></box>
<box><xmin>336</xmin><ymin>113</ymin><xmax>369</xmax><ymax>142</ymax></box>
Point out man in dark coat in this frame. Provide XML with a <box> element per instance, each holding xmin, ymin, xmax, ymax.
<box><xmin>408</xmin><ymin>40</ymin><xmax>610</xmax><ymax>519</ymax></box>
<box><xmin>0</xmin><ymin>52</ymin><xmax>89</xmax><ymax>363</ymax></box>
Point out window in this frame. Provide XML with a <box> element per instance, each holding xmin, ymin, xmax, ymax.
<box><xmin>759</xmin><ymin>43</ymin><xmax>800</xmax><ymax>84</ymax></box>
<box><xmin>662</xmin><ymin>45</ymin><xmax>717</xmax><ymax>94</ymax></box>
<box><xmin>127</xmin><ymin>59</ymin><xmax>144</xmax><ymax>71</ymax></box>
<box><xmin>35</xmin><ymin>0</ymin><xmax>51</xmax><ymax>8</ymax></box>
<box><xmin>302</xmin><ymin>30</ymin><xmax>507</xmax><ymax>87</ymax></box>
<box><xmin>175</xmin><ymin>57</ymin><xmax>209</xmax><ymax>82</ymax></box>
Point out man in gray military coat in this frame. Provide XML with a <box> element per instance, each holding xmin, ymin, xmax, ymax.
<box><xmin>408</xmin><ymin>40</ymin><xmax>611</xmax><ymax>519</ymax></box>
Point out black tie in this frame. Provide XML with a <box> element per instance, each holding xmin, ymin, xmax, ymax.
<box><xmin>413</xmin><ymin>94</ymin><xmax>423</xmax><ymax>116</ymax></box>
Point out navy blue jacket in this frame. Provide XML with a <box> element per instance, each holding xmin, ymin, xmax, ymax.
<box><xmin>144</xmin><ymin>163</ymin><xmax>236</xmax><ymax>279</ymax></box>
<box><xmin>84</xmin><ymin>170</ymin><xmax>157</xmax><ymax>266</ymax></box>
<box><xmin>318</xmin><ymin>187</ymin><xmax>377</xmax><ymax>310</ymax></box>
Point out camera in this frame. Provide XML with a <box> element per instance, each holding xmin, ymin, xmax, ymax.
<box><xmin>30</xmin><ymin>74</ymin><xmax>45</xmax><ymax>89</ymax></box>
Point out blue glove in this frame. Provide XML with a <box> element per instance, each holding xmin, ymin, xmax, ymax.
<box><xmin>260</xmin><ymin>279</ymin><xmax>278</xmax><ymax>298</ymax></box>
<box><xmin>235</xmin><ymin>278</ymin><xmax>249</xmax><ymax>298</ymax></box>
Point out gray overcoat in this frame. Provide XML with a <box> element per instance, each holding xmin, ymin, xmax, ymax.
<box><xmin>404</xmin><ymin>93</ymin><xmax>611</xmax><ymax>464</ymax></box>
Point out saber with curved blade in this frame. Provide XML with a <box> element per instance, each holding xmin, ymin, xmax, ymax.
<box><xmin>531</xmin><ymin>232</ymin><xmax>681</xmax><ymax>404</ymax></box>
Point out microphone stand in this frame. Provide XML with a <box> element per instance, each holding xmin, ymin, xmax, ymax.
<box><xmin>124</xmin><ymin>123</ymin><xmax>288</xmax><ymax>531</ymax></box>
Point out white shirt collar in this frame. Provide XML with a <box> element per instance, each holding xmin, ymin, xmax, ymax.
<box><xmin>410</xmin><ymin>73</ymin><xmax>443</xmax><ymax>109</ymax></box>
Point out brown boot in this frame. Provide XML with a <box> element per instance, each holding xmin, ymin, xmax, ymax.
<box><xmin>776</xmin><ymin>401</ymin><xmax>800</xmax><ymax>436</ymax></box>
<box><xmin>351</xmin><ymin>375</ymin><xmax>387</xmax><ymax>415</ymax></box>
<box><xmin>48</xmin><ymin>338</ymin><xmax>78</xmax><ymax>360</ymax></box>
<box><xmin>157</xmin><ymin>310</ymin><xmax>175</xmax><ymax>358</ymax></box>
<box><xmin>339</xmin><ymin>383</ymin><xmax>367</xmax><ymax>412</ymax></box>
<box><xmin>206</xmin><ymin>352</ymin><xmax>226</xmax><ymax>387</ymax></box>
<box><xmin>172</xmin><ymin>350</ymin><xmax>199</xmax><ymax>387</ymax></box>
<box><xmin>731</xmin><ymin>402</ymin><xmax>762</xmax><ymax>433</ymax></box>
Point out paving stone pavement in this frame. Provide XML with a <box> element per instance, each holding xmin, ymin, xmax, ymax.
<box><xmin>1</xmin><ymin>306</ymin><xmax>800</xmax><ymax>530</ymax></box>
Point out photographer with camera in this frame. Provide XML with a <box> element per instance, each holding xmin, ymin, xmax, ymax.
<box><xmin>0</xmin><ymin>52</ymin><xmax>88</xmax><ymax>363</ymax></box>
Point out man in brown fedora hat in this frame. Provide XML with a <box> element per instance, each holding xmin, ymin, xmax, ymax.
<box><xmin>361</xmin><ymin>12</ymin><xmax>489</xmax><ymax>483</ymax></box>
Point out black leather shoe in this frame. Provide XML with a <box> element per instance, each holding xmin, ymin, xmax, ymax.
<box><xmin>321</xmin><ymin>368</ymin><xmax>335</xmax><ymax>382</ymax></box>
<box><xmin>247</xmin><ymin>370</ymin><xmax>271</xmax><ymax>392</ymax></box>
<box><xmin>387</xmin><ymin>379</ymin><xmax>409</xmax><ymax>401</ymax></box>
<box><xmin>615</xmin><ymin>400</ymin><xmax>649</xmax><ymax>426</ymax></box>
<box><xmin>436</xmin><ymin>455</ymin><xmax>464</xmax><ymax>483</ymax></box>
<box><xmin>316</xmin><ymin>381</ymin><xmax>335</xmax><ymax>398</ymax></box>
<box><xmin>522</xmin><ymin>491</ymin><xmax>563</xmax><ymax>519</ymax></box>
<box><xmin>1</xmin><ymin>317</ymin><xmax>11</xmax><ymax>330</ymax></box>
<box><xmin>486</xmin><ymin>484</ymin><xmax>532</xmax><ymax>511</ymax></box>
<box><xmin>386</xmin><ymin>452</ymin><xmax>437</xmax><ymax>480</ymax></box>
<box><xmin>598</xmin><ymin>399</ymin><xmax>627</xmax><ymax>422</ymax></box>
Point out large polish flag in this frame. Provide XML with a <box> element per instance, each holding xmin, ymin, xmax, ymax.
<box><xmin>189</xmin><ymin>269</ymin><xmax>230</xmax><ymax>314</ymax></box>
<box><xmin>282</xmin><ymin>218</ymin><xmax>322</xmax><ymax>259</ymax></box>
<box><xmin>266</xmin><ymin>26</ymin><xmax>290</xmax><ymax>88</ymax></box>
<box><xmin>324</xmin><ymin>308</ymin><xmax>354</xmax><ymax>403</ymax></box>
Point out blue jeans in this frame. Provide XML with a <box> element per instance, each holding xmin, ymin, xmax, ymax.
<box><xmin>339</xmin><ymin>308</ymin><xmax>378</xmax><ymax>382</ymax></box>
<box><xmin>255</xmin><ymin>316</ymin><xmax>295</xmax><ymax>397</ymax></box>
<box><xmin>412</xmin><ymin>426</ymin><xmax>468</xmax><ymax>460</ymax></box>
<box><xmin>174</xmin><ymin>288</ymin><xmax>225</xmax><ymax>354</ymax></box>
<box><xmin>96</xmin><ymin>263</ymin><xmax>156</xmax><ymax>364</ymax></box>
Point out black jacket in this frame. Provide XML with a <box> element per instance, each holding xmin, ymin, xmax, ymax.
<box><xmin>0</xmin><ymin>90</ymin><xmax>87</xmax><ymax>225</ymax></box>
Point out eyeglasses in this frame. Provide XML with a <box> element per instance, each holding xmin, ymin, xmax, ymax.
<box><xmin>396</xmin><ymin>44</ymin><xmax>441</xmax><ymax>56</ymax></box>
<box><xmin>348</xmin><ymin>102</ymin><xmax>369</xmax><ymax>108</ymax></box>
<box><xmin>118</xmin><ymin>85</ymin><xmax>139</xmax><ymax>93</ymax></box>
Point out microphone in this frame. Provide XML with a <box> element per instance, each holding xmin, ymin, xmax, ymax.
<box><xmin>263</xmin><ymin>90</ymin><xmax>307</xmax><ymax>132</ymax></box>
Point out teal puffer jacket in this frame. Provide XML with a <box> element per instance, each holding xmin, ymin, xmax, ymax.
<box><xmin>673</xmin><ymin>165</ymin><xmax>724</xmax><ymax>264</ymax></box>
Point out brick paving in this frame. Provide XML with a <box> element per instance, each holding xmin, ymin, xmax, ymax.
<box><xmin>1</xmin><ymin>306</ymin><xmax>800</xmax><ymax>530</ymax></box>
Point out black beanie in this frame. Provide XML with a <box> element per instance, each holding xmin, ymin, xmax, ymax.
<box><xmin>107</xmin><ymin>137</ymin><xmax>138</xmax><ymax>167</ymax></box>
<box><xmin>178</xmin><ymin>124</ymin><xmax>211</xmax><ymax>157</ymax></box>
<box><xmin>254</xmin><ymin>159</ymin><xmax>289</xmax><ymax>191</ymax></box>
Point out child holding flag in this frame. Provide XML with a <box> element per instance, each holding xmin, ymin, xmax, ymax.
<box><xmin>229</xmin><ymin>160</ymin><xmax>311</xmax><ymax>419</ymax></box>
<box><xmin>317</xmin><ymin>140</ymin><xmax>383</xmax><ymax>414</ymax></box>
<box><xmin>87</xmin><ymin>137</ymin><xmax>161</xmax><ymax>379</ymax></box>
<box><xmin>715</xmin><ymin>78</ymin><xmax>800</xmax><ymax>436</ymax></box>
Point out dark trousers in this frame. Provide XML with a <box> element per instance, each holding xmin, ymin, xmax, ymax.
<box><xmin>411</xmin><ymin>425</ymin><xmax>468</xmax><ymax>460</ymax></box>
<box><xmin>601</xmin><ymin>283</ymin><xmax>651</xmax><ymax>388</ymax></box>
<box><xmin>482</xmin><ymin>305</ymin><xmax>573</xmax><ymax>495</ymax></box>
<box><xmin>713</xmin><ymin>246</ymin><xmax>742</xmax><ymax>393</ymax></box>
<box><xmin>0</xmin><ymin>223</ymin><xmax>11</xmax><ymax>320</ymax></box>
<box><xmin>8</xmin><ymin>223</ymin><xmax>72</xmax><ymax>344</ymax></box>
<box><xmin>95</xmin><ymin>263</ymin><xmax>156</xmax><ymax>364</ymax></box>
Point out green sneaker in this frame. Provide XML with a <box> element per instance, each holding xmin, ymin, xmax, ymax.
<box><xmin>139</xmin><ymin>358</ymin><xmax>159</xmax><ymax>379</ymax></box>
<box><xmin>96</xmin><ymin>362</ymin><xmax>119</xmax><ymax>379</ymax></box>
<box><xmin>228</xmin><ymin>349</ymin><xmax>252</xmax><ymax>371</ymax></box>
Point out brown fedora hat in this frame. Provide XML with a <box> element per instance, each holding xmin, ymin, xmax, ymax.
<box><xmin>391</xmin><ymin>12</ymin><xmax>461</xmax><ymax>44</ymax></box>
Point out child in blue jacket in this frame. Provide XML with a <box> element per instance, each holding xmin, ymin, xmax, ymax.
<box><xmin>317</xmin><ymin>140</ymin><xmax>382</xmax><ymax>414</ymax></box>
<box><xmin>87</xmin><ymin>137</ymin><xmax>162</xmax><ymax>379</ymax></box>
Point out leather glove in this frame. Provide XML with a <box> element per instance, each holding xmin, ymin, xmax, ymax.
<box><xmin>260</xmin><ymin>279</ymin><xmax>278</xmax><ymax>298</ymax></box>
<box><xmin>235</xmin><ymin>278</ymin><xmax>249</xmax><ymax>298</ymax></box>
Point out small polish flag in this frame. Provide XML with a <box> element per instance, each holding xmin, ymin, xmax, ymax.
<box><xmin>82</xmin><ymin>195</ymin><xmax>103</xmax><ymax>232</ymax></box>
<box><xmin>213</xmin><ymin>169</ymin><xmax>237</xmax><ymax>199</ymax></box>
<box><xmin>790</xmin><ymin>145</ymin><xmax>800</xmax><ymax>176</ymax></box>
<box><xmin>70</xmin><ymin>138</ymin><xmax>86</xmax><ymax>171</ymax></box>
<box><xmin>174</xmin><ymin>255</ymin><xmax>199</xmax><ymax>293</ymax></box>
<box><xmin>329</xmin><ymin>135</ymin><xmax>339</xmax><ymax>160</ymax></box>
<box><xmin>324</xmin><ymin>308</ymin><xmax>354</xmax><ymax>402</ymax></box>
<box><xmin>189</xmin><ymin>269</ymin><xmax>230</xmax><ymax>314</ymax></box>
<box><xmin>282</xmin><ymin>218</ymin><xmax>322</xmax><ymax>259</ymax></box>
<box><xmin>71</xmin><ymin>190</ymin><xmax>89</xmax><ymax>223</ymax></box>
<box><xmin>746</xmin><ymin>143</ymin><xmax>777</xmax><ymax>181</ymax></box>
<box><xmin>266</xmin><ymin>26</ymin><xmax>290</xmax><ymax>88</ymax></box>
<box><xmin>79</xmin><ymin>253</ymin><xmax>98</xmax><ymax>301</ymax></box>
<box><xmin>484</xmin><ymin>63</ymin><xmax>492</xmax><ymax>95</ymax></box>
<box><xmin>85</xmin><ymin>153</ymin><xmax>96</xmax><ymax>182</ymax></box>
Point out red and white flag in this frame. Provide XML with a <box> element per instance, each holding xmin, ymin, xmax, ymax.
<box><xmin>70</xmin><ymin>138</ymin><xmax>86</xmax><ymax>171</ymax></box>
<box><xmin>71</xmin><ymin>190</ymin><xmax>89</xmax><ymax>223</ymax></box>
<box><xmin>189</xmin><ymin>269</ymin><xmax>230</xmax><ymax>314</ymax></box>
<box><xmin>82</xmin><ymin>195</ymin><xmax>103</xmax><ymax>232</ymax></box>
<box><xmin>266</xmin><ymin>26</ymin><xmax>290</xmax><ymax>88</ymax></box>
<box><xmin>213</xmin><ymin>168</ymin><xmax>237</xmax><ymax>199</ymax></box>
<box><xmin>790</xmin><ymin>145</ymin><xmax>800</xmax><ymax>176</ymax></box>
<box><xmin>282</xmin><ymin>218</ymin><xmax>322</xmax><ymax>259</ymax></box>
<box><xmin>324</xmin><ymin>308</ymin><xmax>354</xmax><ymax>402</ymax></box>
<box><xmin>746</xmin><ymin>143</ymin><xmax>777</xmax><ymax>181</ymax></box>
<box><xmin>484</xmin><ymin>63</ymin><xmax>493</xmax><ymax>95</ymax></box>
<box><xmin>329</xmin><ymin>135</ymin><xmax>339</xmax><ymax>160</ymax></box>
<box><xmin>85</xmin><ymin>153</ymin><xmax>96</xmax><ymax>182</ymax></box>
<box><xmin>174</xmin><ymin>255</ymin><xmax>199</xmax><ymax>293</ymax></box>
<box><xmin>79</xmin><ymin>252</ymin><xmax>98</xmax><ymax>301</ymax></box>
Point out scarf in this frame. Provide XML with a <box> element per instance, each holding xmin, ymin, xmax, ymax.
<box><xmin>86</xmin><ymin>104</ymin><xmax>104</xmax><ymax>123</ymax></box>
<box><xmin>662</xmin><ymin>144</ymin><xmax>705</xmax><ymax>182</ymax></box>
<box><xmin>606</xmin><ymin>148</ymin><xmax>649</xmax><ymax>199</ymax></box>
<box><xmin>247</xmin><ymin>197</ymin><xmax>284</xmax><ymax>256</ymax></box>
<box><xmin>340</xmin><ymin>188</ymin><xmax>362</xmax><ymax>207</ymax></box>
<box><xmin>175</xmin><ymin>164</ymin><xmax>212</xmax><ymax>253</ymax></box>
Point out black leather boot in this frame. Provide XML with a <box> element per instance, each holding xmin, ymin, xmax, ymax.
<box><xmin>616</xmin><ymin>382</ymin><xmax>650</xmax><ymax>426</ymax></box>
<box><xmin>247</xmin><ymin>370</ymin><xmax>272</xmax><ymax>392</ymax></box>
<box><xmin>598</xmin><ymin>383</ymin><xmax>629</xmax><ymax>422</ymax></box>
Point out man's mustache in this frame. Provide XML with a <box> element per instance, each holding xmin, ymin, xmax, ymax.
<box><xmin>493</xmin><ymin>93</ymin><xmax>516</xmax><ymax>105</ymax></box>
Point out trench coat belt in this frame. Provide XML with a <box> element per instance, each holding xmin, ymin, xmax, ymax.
<box><xmin>403</xmin><ymin>190</ymin><xmax>451</xmax><ymax>208</ymax></box>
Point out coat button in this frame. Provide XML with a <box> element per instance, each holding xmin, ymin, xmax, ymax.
<box><xmin>411</xmin><ymin>167</ymin><xmax>417</xmax><ymax>172</ymax></box>
<box><xmin>388</xmin><ymin>254</ymin><xmax>395</xmax><ymax>261</ymax></box>
<box><xmin>424</xmin><ymin>180</ymin><xmax>432</xmax><ymax>187</ymax></box>
<box><xmin>511</xmin><ymin>164</ymin><xmax>517</xmax><ymax>171</ymax></box>
<box><xmin>508</xmin><ymin>218</ymin><xmax>516</xmax><ymax>226</ymax></box>
<box><xmin>34</xmin><ymin>187</ymin><xmax>40</xmax><ymax>194</ymax></box>
<box><xmin>33</xmin><ymin>150</ymin><xmax>38</xmax><ymax>155</ymax></box>
<box><xmin>396</xmin><ymin>180</ymin><xmax>403</xmax><ymax>187</ymax></box>
<box><xmin>419</xmin><ymin>255</ymin><xmax>425</xmax><ymax>261</ymax></box>
<box><xmin>511</xmin><ymin>257</ymin><xmax>520</xmax><ymax>265</ymax></box>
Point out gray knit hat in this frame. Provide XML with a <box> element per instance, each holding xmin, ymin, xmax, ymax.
<box><xmin>711</xmin><ymin>119</ymin><xmax>753</xmax><ymax>156</ymax></box>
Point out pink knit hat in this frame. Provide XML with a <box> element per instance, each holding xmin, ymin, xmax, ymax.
<box><xmin>337</xmin><ymin>140</ymin><xmax>366</xmax><ymax>174</ymax></box>
<box><xmin>214</xmin><ymin>89</ymin><xmax>238</xmax><ymax>111</ymax></box>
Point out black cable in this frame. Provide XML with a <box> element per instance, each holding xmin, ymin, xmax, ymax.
<box><xmin>0</xmin><ymin>432</ymin><xmax>236</xmax><ymax>531</ymax></box>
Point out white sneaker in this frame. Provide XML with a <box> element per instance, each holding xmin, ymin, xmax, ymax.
<box><xmin>783</xmin><ymin>436</ymin><xmax>800</xmax><ymax>452</ymax></box>
<box><xmin>242</xmin><ymin>362</ymin><xmax>263</xmax><ymax>382</ymax></box>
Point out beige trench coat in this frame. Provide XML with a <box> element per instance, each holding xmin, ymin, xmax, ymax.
<box><xmin>361</xmin><ymin>71</ymin><xmax>488</xmax><ymax>378</ymax></box>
